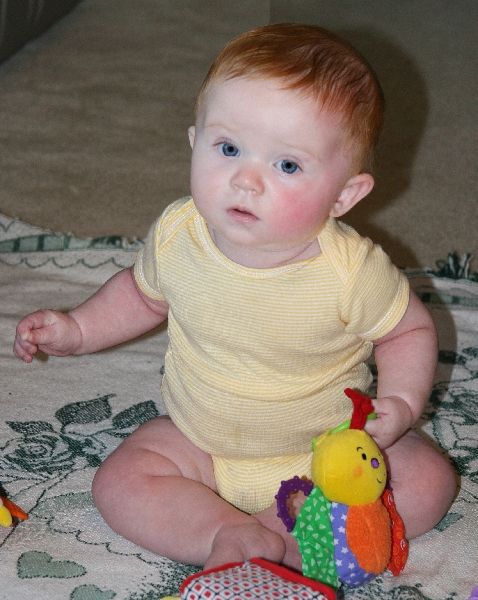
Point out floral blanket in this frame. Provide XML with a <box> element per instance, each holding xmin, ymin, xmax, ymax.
<box><xmin>0</xmin><ymin>213</ymin><xmax>477</xmax><ymax>600</ymax></box>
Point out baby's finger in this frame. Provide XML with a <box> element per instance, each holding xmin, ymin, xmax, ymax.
<box><xmin>13</xmin><ymin>338</ymin><xmax>36</xmax><ymax>363</ymax></box>
<box><xmin>364</xmin><ymin>415</ymin><xmax>381</xmax><ymax>438</ymax></box>
<box><xmin>364</xmin><ymin>414</ymin><xmax>394</xmax><ymax>449</ymax></box>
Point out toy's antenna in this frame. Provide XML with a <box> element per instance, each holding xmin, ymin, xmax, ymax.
<box><xmin>344</xmin><ymin>388</ymin><xmax>375</xmax><ymax>429</ymax></box>
<box><xmin>329</xmin><ymin>389</ymin><xmax>376</xmax><ymax>434</ymax></box>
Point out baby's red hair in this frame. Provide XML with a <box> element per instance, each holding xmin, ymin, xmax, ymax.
<box><xmin>196</xmin><ymin>23</ymin><xmax>384</xmax><ymax>173</ymax></box>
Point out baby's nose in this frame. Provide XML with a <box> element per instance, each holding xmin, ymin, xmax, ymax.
<box><xmin>231</xmin><ymin>163</ymin><xmax>265</xmax><ymax>195</ymax></box>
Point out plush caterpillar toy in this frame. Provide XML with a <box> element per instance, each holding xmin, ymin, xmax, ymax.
<box><xmin>276</xmin><ymin>389</ymin><xmax>408</xmax><ymax>589</ymax></box>
<box><xmin>0</xmin><ymin>496</ymin><xmax>28</xmax><ymax>527</ymax></box>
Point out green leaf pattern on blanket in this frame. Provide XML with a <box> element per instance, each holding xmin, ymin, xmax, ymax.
<box><xmin>432</xmin><ymin>252</ymin><xmax>478</xmax><ymax>281</ymax></box>
<box><xmin>1</xmin><ymin>396</ymin><xmax>159</xmax><ymax>479</ymax></box>
<box><xmin>424</xmin><ymin>349</ymin><xmax>478</xmax><ymax>507</ymax></box>
<box><xmin>71</xmin><ymin>586</ymin><xmax>117</xmax><ymax>600</ymax></box>
<box><xmin>18</xmin><ymin>551</ymin><xmax>87</xmax><ymax>579</ymax></box>
<box><xmin>0</xmin><ymin>233</ymin><xmax>141</xmax><ymax>254</ymax></box>
<box><xmin>344</xmin><ymin>578</ymin><xmax>441</xmax><ymax>600</ymax></box>
<box><xmin>0</xmin><ymin>394</ymin><xmax>204</xmax><ymax>598</ymax></box>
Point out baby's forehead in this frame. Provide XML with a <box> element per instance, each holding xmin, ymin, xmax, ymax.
<box><xmin>201</xmin><ymin>76</ymin><xmax>352</xmax><ymax>145</ymax></box>
<box><xmin>198</xmin><ymin>74</ymin><xmax>344</xmax><ymax>124</ymax></box>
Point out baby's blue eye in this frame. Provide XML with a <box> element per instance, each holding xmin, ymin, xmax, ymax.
<box><xmin>221</xmin><ymin>142</ymin><xmax>239</xmax><ymax>157</ymax></box>
<box><xmin>279</xmin><ymin>160</ymin><xmax>299</xmax><ymax>174</ymax></box>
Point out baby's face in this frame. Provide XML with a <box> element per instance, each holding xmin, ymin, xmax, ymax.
<box><xmin>188</xmin><ymin>77</ymin><xmax>355</xmax><ymax>258</ymax></box>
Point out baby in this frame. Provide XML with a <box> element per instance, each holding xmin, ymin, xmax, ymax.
<box><xmin>14</xmin><ymin>24</ymin><xmax>456</xmax><ymax>572</ymax></box>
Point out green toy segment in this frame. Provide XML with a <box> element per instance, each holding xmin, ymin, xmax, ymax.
<box><xmin>291</xmin><ymin>486</ymin><xmax>338</xmax><ymax>588</ymax></box>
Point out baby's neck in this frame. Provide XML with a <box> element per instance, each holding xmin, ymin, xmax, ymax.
<box><xmin>209</xmin><ymin>227</ymin><xmax>321</xmax><ymax>269</ymax></box>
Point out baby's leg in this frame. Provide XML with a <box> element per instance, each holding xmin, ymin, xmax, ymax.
<box><xmin>92</xmin><ymin>416</ymin><xmax>287</xmax><ymax>568</ymax></box>
<box><xmin>383</xmin><ymin>429</ymin><xmax>457</xmax><ymax>539</ymax></box>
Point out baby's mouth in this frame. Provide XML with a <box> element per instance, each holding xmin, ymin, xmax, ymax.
<box><xmin>228</xmin><ymin>206</ymin><xmax>258</xmax><ymax>222</ymax></box>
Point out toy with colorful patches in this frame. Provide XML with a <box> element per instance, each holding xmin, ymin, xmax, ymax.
<box><xmin>468</xmin><ymin>587</ymin><xmax>478</xmax><ymax>600</ymax></box>
<box><xmin>0</xmin><ymin>496</ymin><xmax>28</xmax><ymax>527</ymax></box>
<box><xmin>276</xmin><ymin>389</ymin><xmax>408</xmax><ymax>589</ymax></box>
<box><xmin>161</xmin><ymin>558</ymin><xmax>336</xmax><ymax>600</ymax></box>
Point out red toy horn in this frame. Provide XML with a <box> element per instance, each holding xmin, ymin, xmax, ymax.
<box><xmin>344</xmin><ymin>388</ymin><xmax>374</xmax><ymax>430</ymax></box>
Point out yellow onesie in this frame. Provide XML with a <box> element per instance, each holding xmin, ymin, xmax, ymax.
<box><xmin>134</xmin><ymin>197</ymin><xmax>409</xmax><ymax>513</ymax></box>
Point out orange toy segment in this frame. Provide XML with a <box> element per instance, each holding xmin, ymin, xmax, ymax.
<box><xmin>0</xmin><ymin>496</ymin><xmax>28</xmax><ymax>521</ymax></box>
<box><xmin>381</xmin><ymin>488</ymin><xmax>408</xmax><ymax>575</ymax></box>
<box><xmin>346</xmin><ymin>500</ymin><xmax>391</xmax><ymax>575</ymax></box>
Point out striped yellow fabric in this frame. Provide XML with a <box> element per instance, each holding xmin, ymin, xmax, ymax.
<box><xmin>212</xmin><ymin>453</ymin><xmax>313</xmax><ymax>514</ymax></box>
<box><xmin>134</xmin><ymin>198</ymin><xmax>409</xmax><ymax>466</ymax></box>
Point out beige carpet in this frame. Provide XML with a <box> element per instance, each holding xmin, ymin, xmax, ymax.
<box><xmin>0</xmin><ymin>0</ymin><xmax>268</xmax><ymax>252</ymax></box>
<box><xmin>0</xmin><ymin>0</ymin><xmax>477</xmax><ymax>269</ymax></box>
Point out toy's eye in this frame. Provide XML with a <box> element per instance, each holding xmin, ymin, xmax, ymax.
<box><xmin>357</xmin><ymin>447</ymin><xmax>367</xmax><ymax>461</ymax></box>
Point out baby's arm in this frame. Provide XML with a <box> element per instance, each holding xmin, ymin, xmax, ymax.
<box><xmin>14</xmin><ymin>267</ymin><xmax>169</xmax><ymax>362</ymax></box>
<box><xmin>365</xmin><ymin>289</ymin><xmax>438</xmax><ymax>449</ymax></box>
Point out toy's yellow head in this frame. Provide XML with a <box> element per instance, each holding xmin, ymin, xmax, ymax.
<box><xmin>311</xmin><ymin>428</ymin><xmax>387</xmax><ymax>505</ymax></box>
<box><xmin>0</xmin><ymin>499</ymin><xmax>12</xmax><ymax>527</ymax></box>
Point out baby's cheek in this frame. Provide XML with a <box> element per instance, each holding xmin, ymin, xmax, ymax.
<box><xmin>274</xmin><ymin>198</ymin><xmax>323</xmax><ymax>238</ymax></box>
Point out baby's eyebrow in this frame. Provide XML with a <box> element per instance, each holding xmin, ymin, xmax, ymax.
<box><xmin>203</xmin><ymin>122</ymin><xmax>230</xmax><ymax>131</ymax></box>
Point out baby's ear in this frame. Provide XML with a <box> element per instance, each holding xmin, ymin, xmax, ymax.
<box><xmin>329</xmin><ymin>173</ymin><xmax>374</xmax><ymax>218</ymax></box>
<box><xmin>188</xmin><ymin>126</ymin><xmax>196</xmax><ymax>149</ymax></box>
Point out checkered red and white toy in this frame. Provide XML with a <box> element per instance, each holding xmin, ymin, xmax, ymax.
<box><xmin>164</xmin><ymin>558</ymin><xmax>336</xmax><ymax>600</ymax></box>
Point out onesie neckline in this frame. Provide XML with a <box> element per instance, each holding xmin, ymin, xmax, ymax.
<box><xmin>194</xmin><ymin>211</ymin><xmax>324</xmax><ymax>279</ymax></box>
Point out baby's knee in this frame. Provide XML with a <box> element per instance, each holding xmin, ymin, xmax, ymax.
<box><xmin>428</xmin><ymin>447</ymin><xmax>458</xmax><ymax>508</ymax></box>
<box><xmin>91</xmin><ymin>444</ymin><xmax>135</xmax><ymax>517</ymax></box>
<box><xmin>91</xmin><ymin>455</ymin><xmax>118</xmax><ymax>516</ymax></box>
<box><xmin>410</xmin><ymin>432</ymin><xmax>457</xmax><ymax>501</ymax></box>
<box><xmin>416</xmin><ymin>446</ymin><xmax>457</xmax><ymax>536</ymax></box>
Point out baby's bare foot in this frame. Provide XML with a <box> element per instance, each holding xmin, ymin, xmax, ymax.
<box><xmin>255</xmin><ymin>501</ymin><xmax>304</xmax><ymax>573</ymax></box>
<box><xmin>205</xmin><ymin>522</ymin><xmax>286</xmax><ymax>571</ymax></box>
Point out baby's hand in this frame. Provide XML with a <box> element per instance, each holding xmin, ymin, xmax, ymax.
<box><xmin>364</xmin><ymin>396</ymin><xmax>414</xmax><ymax>449</ymax></box>
<box><xmin>14</xmin><ymin>310</ymin><xmax>82</xmax><ymax>363</ymax></box>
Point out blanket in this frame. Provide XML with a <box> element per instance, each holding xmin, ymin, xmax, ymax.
<box><xmin>0</xmin><ymin>213</ymin><xmax>476</xmax><ymax>600</ymax></box>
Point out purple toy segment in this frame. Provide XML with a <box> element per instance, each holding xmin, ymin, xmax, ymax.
<box><xmin>276</xmin><ymin>476</ymin><xmax>314</xmax><ymax>533</ymax></box>
<box><xmin>330</xmin><ymin>502</ymin><xmax>375</xmax><ymax>587</ymax></box>
<box><xmin>468</xmin><ymin>587</ymin><xmax>478</xmax><ymax>600</ymax></box>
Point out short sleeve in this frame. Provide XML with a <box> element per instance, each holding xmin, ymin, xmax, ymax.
<box><xmin>341</xmin><ymin>242</ymin><xmax>409</xmax><ymax>340</ymax></box>
<box><xmin>133</xmin><ymin>217</ymin><xmax>165</xmax><ymax>301</ymax></box>
<box><xmin>320</xmin><ymin>218</ymin><xmax>409</xmax><ymax>341</ymax></box>
<box><xmin>133</xmin><ymin>197</ymin><xmax>195</xmax><ymax>302</ymax></box>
